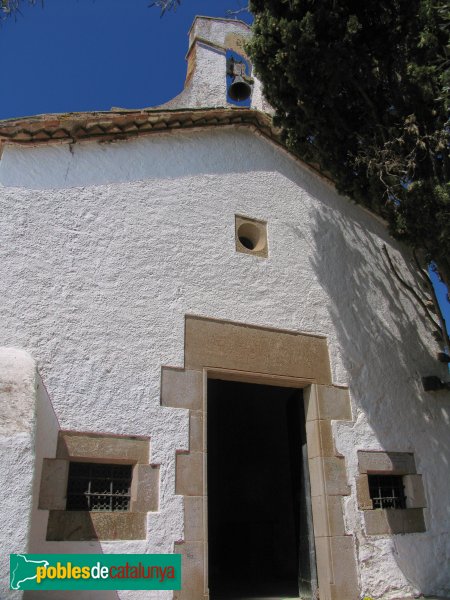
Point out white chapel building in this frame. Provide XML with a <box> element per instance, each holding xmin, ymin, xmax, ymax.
<box><xmin>0</xmin><ymin>16</ymin><xmax>449</xmax><ymax>600</ymax></box>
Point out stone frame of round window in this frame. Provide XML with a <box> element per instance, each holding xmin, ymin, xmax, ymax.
<box><xmin>235</xmin><ymin>215</ymin><xmax>268</xmax><ymax>258</ymax></box>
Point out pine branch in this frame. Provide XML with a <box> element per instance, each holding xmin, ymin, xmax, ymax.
<box><xmin>1</xmin><ymin>0</ymin><xmax>39</xmax><ymax>18</ymax></box>
<box><xmin>382</xmin><ymin>244</ymin><xmax>441</xmax><ymax>332</ymax></box>
<box><xmin>226</xmin><ymin>5</ymin><xmax>250</xmax><ymax>17</ymax></box>
<box><xmin>149</xmin><ymin>0</ymin><xmax>180</xmax><ymax>16</ymax></box>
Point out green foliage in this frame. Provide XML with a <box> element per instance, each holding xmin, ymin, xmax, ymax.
<box><xmin>248</xmin><ymin>0</ymin><xmax>450</xmax><ymax>287</ymax></box>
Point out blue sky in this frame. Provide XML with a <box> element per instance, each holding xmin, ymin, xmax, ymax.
<box><xmin>429</xmin><ymin>269</ymin><xmax>450</xmax><ymax>346</ymax></box>
<box><xmin>1</xmin><ymin>0</ymin><xmax>448</xmax><ymax>342</ymax></box>
<box><xmin>0</xmin><ymin>0</ymin><xmax>251</xmax><ymax>119</ymax></box>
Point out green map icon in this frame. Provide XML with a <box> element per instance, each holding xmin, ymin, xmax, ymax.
<box><xmin>10</xmin><ymin>554</ymin><xmax>49</xmax><ymax>590</ymax></box>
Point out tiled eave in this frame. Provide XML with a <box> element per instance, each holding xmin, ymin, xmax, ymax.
<box><xmin>0</xmin><ymin>106</ymin><xmax>337</xmax><ymax>190</ymax></box>
<box><xmin>0</xmin><ymin>107</ymin><xmax>278</xmax><ymax>147</ymax></box>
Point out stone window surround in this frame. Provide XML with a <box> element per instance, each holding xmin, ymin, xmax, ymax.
<box><xmin>356</xmin><ymin>450</ymin><xmax>427</xmax><ymax>536</ymax></box>
<box><xmin>39</xmin><ymin>431</ymin><xmax>159</xmax><ymax>541</ymax></box>
<box><xmin>162</xmin><ymin>314</ymin><xmax>360</xmax><ymax>600</ymax></box>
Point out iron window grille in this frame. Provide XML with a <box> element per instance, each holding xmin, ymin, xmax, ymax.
<box><xmin>368</xmin><ymin>474</ymin><xmax>406</xmax><ymax>509</ymax></box>
<box><xmin>66</xmin><ymin>462</ymin><xmax>132</xmax><ymax>512</ymax></box>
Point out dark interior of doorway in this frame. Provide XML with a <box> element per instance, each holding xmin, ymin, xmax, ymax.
<box><xmin>207</xmin><ymin>379</ymin><xmax>316</xmax><ymax>600</ymax></box>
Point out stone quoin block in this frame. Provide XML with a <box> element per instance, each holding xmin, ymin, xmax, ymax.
<box><xmin>161</xmin><ymin>367</ymin><xmax>203</xmax><ymax>411</ymax></box>
<box><xmin>311</xmin><ymin>494</ymin><xmax>346</xmax><ymax>538</ymax></box>
<box><xmin>306</xmin><ymin>419</ymin><xmax>336</xmax><ymax>459</ymax></box>
<box><xmin>356</xmin><ymin>474</ymin><xmax>374</xmax><ymax>510</ymax></box>
<box><xmin>306</xmin><ymin>385</ymin><xmax>353</xmax><ymax>423</ymax></box>
<box><xmin>309</xmin><ymin>456</ymin><xmax>351</xmax><ymax>498</ymax></box>
<box><xmin>404</xmin><ymin>474</ymin><xmax>427</xmax><ymax>508</ymax></box>
<box><xmin>176</xmin><ymin>451</ymin><xmax>203</xmax><ymax>496</ymax></box>
<box><xmin>328</xmin><ymin>535</ymin><xmax>359</xmax><ymax>600</ymax></box>
<box><xmin>189</xmin><ymin>410</ymin><xmax>204</xmax><ymax>452</ymax></box>
<box><xmin>130</xmin><ymin>464</ymin><xmax>160</xmax><ymax>513</ymax></box>
<box><xmin>173</xmin><ymin>541</ymin><xmax>205</xmax><ymax>600</ymax></box>
<box><xmin>38</xmin><ymin>459</ymin><xmax>69</xmax><ymax>510</ymax></box>
<box><xmin>183</xmin><ymin>496</ymin><xmax>204</xmax><ymax>542</ymax></box>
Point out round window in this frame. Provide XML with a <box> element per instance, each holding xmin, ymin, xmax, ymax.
<box><xmin>237</xmin><ymin>222</ymin><xmax>264</xmax><ymax>252</ymax></box>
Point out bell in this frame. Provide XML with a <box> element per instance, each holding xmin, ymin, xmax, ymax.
<box><xmin>228</xmin><ymin>75</ymin><xmax>252</xmax><ymax>102</ymax></box>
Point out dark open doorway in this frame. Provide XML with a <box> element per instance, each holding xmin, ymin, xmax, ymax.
<box><xmin>207</xmin><ymin>379</ymin><xmax>317</xmax><ymax>600</ymax></box>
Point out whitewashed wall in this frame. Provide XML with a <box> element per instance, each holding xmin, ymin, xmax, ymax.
<box><xmin>0</xmin><ymin>126</ymin><xmax>449</xmax><ymax>600</ymax></box>
<box><xmin>0</xmin><ymin>349</ymin><xmax>37</xmax><ymax>600</ymax></box>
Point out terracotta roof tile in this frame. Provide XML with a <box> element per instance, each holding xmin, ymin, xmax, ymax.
<box><xmin>85</xmin><ymin>124</ymin><xmax>105</xmax><ymax>135</ymax></box>
<box><xmin>138</xmin><ymin>121</ymin><xmax>153</xmax><ymax>131</ymax></box>
<box><xmin>0</xmin><ymin>107</ymin><xmax>333</xmax><ymax>188</ymax></box>
<box><xmin>13</xmin><ymin>131</ymin><xmax>33</xmax><ymax>141</ymax></box>
<box><xmin>0</xmin><ymin>108</ymin><xmax>278</xmax><ymax>147</ymax></box>
<box><xmin>52</xmin><ymin>129</ymin><xmax>69</xmax><ymax>139</ymax></box>
<box><xmin>33</xmin><ymin>131</ymin><xmax>51</xmax><ymax>141</ymax></box>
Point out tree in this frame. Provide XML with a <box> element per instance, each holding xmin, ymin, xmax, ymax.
<box><xmin>149</xmin><ymin>0</ymin><xmax>180</xmax><ymax>16</ymax></box>
<box><xmin>1</xmin><ymin>0</ymin><xmax>37</xmax><ymax>18</ymax></box>
<box><xmin>247</xmin><ymin>0</ymin><xmax>450</xmax><ymax>299</ymax></box>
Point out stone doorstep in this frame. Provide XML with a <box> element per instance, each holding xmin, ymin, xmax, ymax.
<box><xmin>199</xmin><ymin>591</ymin><xmax>450</xmax><ymax>600</ymax></box>
<box><xmin>210</xmin><ymin>597</ymin><xmax>305</xmax><ymax>600</ymax></box>
<box><xmin>199</xmin><ymin>591</ymin><xmax>450</xmax><ymax>599</ymax></box>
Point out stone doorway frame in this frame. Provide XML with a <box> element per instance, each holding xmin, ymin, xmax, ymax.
<box><xmin>162</xmin><ymin>315</ymin><xmax>359</xmax><ymax>600</ymax></box>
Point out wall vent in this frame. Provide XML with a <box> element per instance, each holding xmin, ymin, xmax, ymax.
<box><xmin>235</xmin><ymin>215</ymin><xmax>268</xmax><ymax>258</ymax></box>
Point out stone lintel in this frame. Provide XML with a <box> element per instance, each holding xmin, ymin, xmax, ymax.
<box><xmin>57</xmin><ymin>431</ymin><xmax>149</xmax><ymax>464</ymax></box>
<box><xmin>358</xmin><ymin>451</ymin><xmax>416</xmax><ymax>475</ymax></box>
<box><xmin>185</xmin><ymin>315</ymin><xmax>332</xmax><ymax>385</ymax></box>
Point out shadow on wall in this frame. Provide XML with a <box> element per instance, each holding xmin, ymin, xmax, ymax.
<box><xmin>307</xmin><ymin>201</ymin><xmax>450</xmax><ymax>595</ymax></box>
<box><xmin>26</xmin><ymin>375</ymin><xmax>120</xmax><ymax>600</ymax></box>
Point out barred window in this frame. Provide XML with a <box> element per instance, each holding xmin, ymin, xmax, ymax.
<box><xmin>368</xmin><ymin>474</ymin><xmax>406</xmax><ymax>509</ymax></box>
<box><xmin>66</xmin><ymin>462</ymin><xmax>132</xmax><ymax>512</ymax></box>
